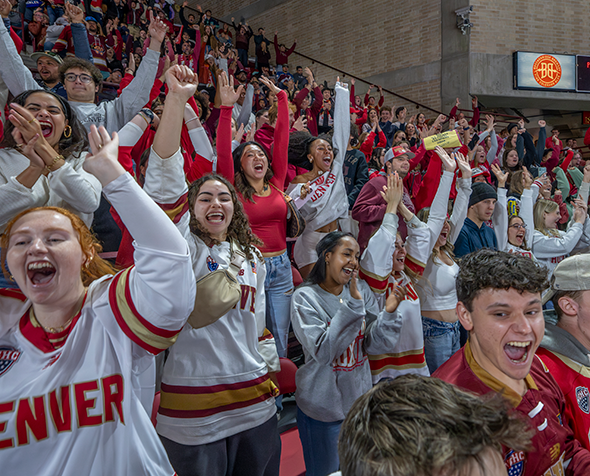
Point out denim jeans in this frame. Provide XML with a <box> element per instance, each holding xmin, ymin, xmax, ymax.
<box><xmin>47</xmin><ymin>5</ymin><xmax>64</xmax><ymax>25</ymax></box>
<box><xmin>422</xmin><ymin>316</ymin><xmax>460</xmax><ymax>374</ymax></box>
<box><xmin>263</xmin><ymin>251</ymin><xmax>293</xmax><ymax>359</ymax></box>
<box><xmin>297</xmin><ymin>407</ymin><xmax>342</xmax><ymax>476</ymax></box>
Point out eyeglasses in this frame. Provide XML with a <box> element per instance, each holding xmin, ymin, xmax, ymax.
<box><xmin>509</xmin><ymin>224</ymin><xmax>527</xmax><ymax>230</ymax></box>
<box><xmin>64</xmin><ymin>73</ymin><xmax>94</xmax><ymax>84</ymax></box>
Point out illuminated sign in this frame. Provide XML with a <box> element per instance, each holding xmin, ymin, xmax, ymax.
<box><xmin>514</xmin><ymin>52</ymin><xmax>576</xmax><ymax>91</ymax></box>
<box><xmin>578</xmin><ymin>56</ymin><xmax>590</xmax><ymax>92</ymax></box>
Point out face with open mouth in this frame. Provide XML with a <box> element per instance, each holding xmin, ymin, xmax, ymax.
<box><xmin>309</xmin><ymin>139</ymin><xmax>334</xmax><ymax>173</ymax></box>
<box><xmin>392</xmin><ymin>234</ymin><xmax>406</xmax><ymax>273</ymax></box>
<box><xmin>507</xmin><ymin>217</ymin><xmax>526</xmax><ymax>247</ymax></box>
<box><xmin>193</xmin><ymin>179</ymin><xmax>235</xmax><ymax>242</ymax></box>
<box><xmin>240</xmin><ymin>144</ymin><xmax>269</xmax><ymax>182</ymax></box>
<box><xmin>6</xmin><ymin>210</ymin><xmax>87</xmax><ymax>306</ymax></box>
<box><xmin>23</xmin><ymin>92</ymin><xmax>67</xmax><ymax>148</ymax></box>
<box><xmin>458</xmin><ymin>288</ymin><xmax>544</xmax><ymax>392</ymax></box>
<box><xmin>324</xmin><ymin>236</ymin><xmax>360</xmax><ymax>287</ymax></box>
<box><xmin>543</xmin><ymin>208</ymin><xmax>561</xmax><ymax>230</ymax></box>
<box><xmin>436</xmin><ymin>220</ymin><xmax>450</xmax><ymax>248</ymax></box>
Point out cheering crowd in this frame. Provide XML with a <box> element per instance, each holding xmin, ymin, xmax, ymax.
<box><xmin>2</xmin><ymin>1</ymin><xmax>590</xmax><ymax>476</ymax></box>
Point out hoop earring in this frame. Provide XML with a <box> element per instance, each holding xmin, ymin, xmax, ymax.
<box><xmin>63</xmin><ymin>125</ymin><xmax>72</xmax><ymax>138</ymax></box>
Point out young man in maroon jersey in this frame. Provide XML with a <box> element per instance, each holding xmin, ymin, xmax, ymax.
<box><xmin>434</xmin><ymin>249</ymin><xmax>590</xmax><ymax>475</ymax></box>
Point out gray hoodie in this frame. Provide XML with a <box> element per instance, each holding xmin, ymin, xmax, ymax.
<box><xmin>541</xmin><ymin>322</ymin><xmax>590</xmax><ymax>367</ymax></box>
<box><xmin>291</xmin><ymin>278</ymin><xmax>402</xmax><ymax>422</ymax></box>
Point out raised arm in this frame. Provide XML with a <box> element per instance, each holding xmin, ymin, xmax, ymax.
<box><xmin>449</xmin><ymin>154</ymin><xmax>472</xmax><ymax>244</ymax></box>
<box><xmin>259</xmin><ymin>76</ymin><xmax>289</xmax><ymax>187</ymax></box>
<box><xmin>332</xmin><ymin>79</ymin><xmax>350</xmax><ymax>170</ymax></box>
<box><xmin>0</xmin><ymin>16</ymin><xmax>42</xmax><ymax>96</ymax></box>
<box><xmin>215</xmin><ymin>71</ymin><xmax>244</xmax><ymax>183</ymax></box>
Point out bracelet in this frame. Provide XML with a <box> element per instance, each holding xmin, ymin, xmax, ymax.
<box><xmin>185</xmin><ymin>116</ymin><xmax>200</xmax><ymax>125</ymax></box>
<box><xmin>138</xmin><ymin>112</ymin><xmax>150</xmax><ymax>126</ymax></box>
<box><xmin>45</xmin><ymin>155</ymin><xmax>64</xmax><ymax>173</ymax></box>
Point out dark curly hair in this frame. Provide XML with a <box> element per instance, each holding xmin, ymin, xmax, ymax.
<box><xmin>232</xmin><ymin>141</ymin><xmax>274</xmax><ymax>202</ymax></box>
<box><xmin>339</xmin><ymin>374</ymin><xmax>533</xmax><ymax>476</ymax></box>
<box><xmin>456</xmin><ymin>249</ymin><xmax>549</xmax><ymax>312</ymax></box>
<box><xmin>288</xmin><ymin>130</ymin><xmax>336</xmax><ymax>171</ymax></box>
<box><xmin>187</xmin><ymin>173</ymin><xmax>263</xmax><ymax>261</ymax></box>
<box><xmin>0</xmin><ymin>89</ymin><xmax>88</xmax><ymax>158</ymax></box>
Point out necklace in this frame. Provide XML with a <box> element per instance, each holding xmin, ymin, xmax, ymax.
<box><xmin>30</xmin><ymin>308</ymin><xmax>74</xmax><ymax>334</ymax></box>
<box><xmin>29</xmin><ymin>295</ymin><xmax>85</xmax><ymax>334</ymax></box>
<box><xmin>255</xmin><ymin>183</ymin><xmax>269</xmax><ymax>195</ymax></box>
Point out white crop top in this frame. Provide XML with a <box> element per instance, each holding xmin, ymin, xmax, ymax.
<box><xmin>416</xmin><ymin>255</ymin><xmax>459</xmax><ymax>312</ymax></box>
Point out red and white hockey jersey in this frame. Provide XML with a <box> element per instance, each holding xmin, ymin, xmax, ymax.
<box><xmin>0</xmin><ymin>173</ymin><xmax>196</xmax><ymax>475</ymax></box>
<box><xmin>359</xmin><ymin>212</ymin><xmax>431</xmax><ymax>381</ymax></box>
<box><xmin>143</xmin><ymin>148</ymin><xmax>281</xmax><ymax>446</ymax></box>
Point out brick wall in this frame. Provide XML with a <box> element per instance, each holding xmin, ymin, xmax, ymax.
<box><xmin>470</xmin><ymin>0</ymin><xmax>590</xmax><ymax>55</ymax></box>
<box><xmin>186</xmin><ymin>0</ymin><xmax>442</xmax><ymax>116</ymax></box>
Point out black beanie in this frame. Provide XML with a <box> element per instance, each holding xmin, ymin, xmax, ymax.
<box><xmin>469</xmin><ymin>182</ymin><xmax>497</xmax><ymax>208</ymax></box>
<box><xmin>507</xmin><ymin>123</ymin><xmax>518</xmax><ymax>134</ymax></box>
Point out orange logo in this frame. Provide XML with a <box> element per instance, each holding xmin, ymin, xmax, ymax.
<box><xmin>533</xmin><ymin>55</ymin><xmax>562</xmax><ymax>88</ymax></box>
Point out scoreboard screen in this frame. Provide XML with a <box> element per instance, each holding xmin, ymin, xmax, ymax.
<box><xmin>578</xmin><ymin>55</ymin><xmax>590</xmax><ymax>92</ymax></box>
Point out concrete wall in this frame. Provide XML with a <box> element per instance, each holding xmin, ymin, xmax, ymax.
<box><xmin>186</xmin><ymin>0</ymin><xmax>443</xmax><ymax>117</ymax></box>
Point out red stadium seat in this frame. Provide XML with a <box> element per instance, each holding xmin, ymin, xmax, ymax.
<box><xmin>276</xmin><ymin>357</ymin><xmax>297</xmax><ymax>395</ymax></box>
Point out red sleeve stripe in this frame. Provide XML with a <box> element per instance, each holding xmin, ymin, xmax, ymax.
<box><xmin>0</xmin><ymin>288</ymin><xmax>27</xmax><ymax>301</ymax></box>
<box><xmin>258</xmin><ymin>328</ymin><xmax>274</xmax><ymax>342</ymax></box>
<box><xmin>158</xmin><ymin>192</ymin><xmax>189</xmax><ymax>224</ymax></box>
<box><xmin>359</xmin><ymin>269</ymin><xmax>388</xmax><ymax>293</ymax></box>
<box><xmin>368</xmin><ymin>350</ymin><xmax>426</xmax><ymax>373</ymax></box>
<box><xmin>109</xmin><ymin>269</ymin><xmax>182</xmax><ymax>355</ymax></box>
<box><xmin>405</xmin><ymin>255</ymin><xmax>426</xmax><ymax>276</ymax></box>
<box><xmin>161</xmin><ymin>375</ymin><xmax>270</xmax><ymax>395</ymax></box>
<box><xmin>158</xmin><ymin>393</ymin><xmax>274</xmax><ymax>419</ymax></box>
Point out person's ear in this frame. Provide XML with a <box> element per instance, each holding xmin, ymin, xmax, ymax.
<box><xmin>557</xmin><ymin>296</ymin><xmax>579</xmax><ymax>318</ymax></box>
<box><xmin>457</xmin><ymin>302</ymin><xmax>473</xmax><ymax>331</ymax></box>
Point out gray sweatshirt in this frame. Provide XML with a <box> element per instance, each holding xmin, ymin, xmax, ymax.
<box><xmin>0</xmin><ymin>19</ymin><xmax>159</xmax><ymax>134</ymax></box>
<box><xmin>291</xmin><ymin>279</ymin><xmax>402</xmax><ymax>422</ymax></box>
<box><xmin>541</xmin><ymin>322</ymin><xmax>590</xmax><ymax>367</ymax></box>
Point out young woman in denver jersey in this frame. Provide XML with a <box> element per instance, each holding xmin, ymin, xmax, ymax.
<box><xmin>290</xmin><ymin>231</ymin><xmax>405</xmax><ymax>476</ymax></box>
<box><xmin>142</xmin><ymin>68</ymin><xmax>281</xmax><ymax>475</ymax></box>
<box><xmin>0</xmin><ymin>68</ymin><xmax>197</xmax><ymax>475</ymax></box>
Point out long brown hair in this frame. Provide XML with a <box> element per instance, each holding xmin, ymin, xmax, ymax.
<box><xmin>1</xmin><ymin>206</ymin><xmax>117</xmax><ymax>286</ymax></box>
<box><xmin>187</xmin><ymin>174</ymin><xmax>263</xmax><ymax>261</ymax></box>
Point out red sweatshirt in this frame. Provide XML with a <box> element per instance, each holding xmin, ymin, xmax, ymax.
<box><xmin>217</xmin><ymin>90</ymin><xmax>290</xmax><ymax>253</ymax></box>
<box><xmin>293</xmin><ymin>85</ymin><xmax>322</xmax><ymax>136</ymax></box>
<box><xmin>273</xmin><ymin>34</ymin><xmax>296</xmax><ymax>65</ymax></box>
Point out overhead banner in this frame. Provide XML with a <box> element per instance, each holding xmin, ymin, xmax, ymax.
<box><xmin>514</xmin><ymin>52</ymin><xmax>576</xmax><ymax>91</ymax></box>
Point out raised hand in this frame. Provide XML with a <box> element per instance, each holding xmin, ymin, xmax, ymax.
<box><xmin>148</xmin><ymin>10</ymin><xmax>167</xmax><ymax>45</ymax></box>
<box><xmin>293</xmin><ymin>115</ymin><xmax>307</xmax><ymax>132</ymax></box>
<box><xmin>484</xmin><ymin>114</ymin><xmax>494</xmax><ymax>132</ymax></box>
<box><xmin>218</xmin><ymin>71</ymin><xmax>244</xmax><ymax>107</ymax></box>
<box><xmin>232</xmin><ymin>122</ymin><xmax>244</xmax><ymax>142</ymax></box>
<box><xmin>259</xmin><ymin>75</ymin><xmax>281</xmax><ymax>95</ymax></box>
<box><xmin>455</xmin><ymin>152</ymin><xmax>471</xmax><ymax>178</ymax></box>
<box><xmin>349</xmin><ymin>270</ymin><xmax>362</xmax><ymax>301</ymax></box>
<box><xmin>522</xmin><ymin>166</ymin><xmax>533</xmax><ymax>189</ymax></box>
<box><xmin>8</xmin><ymin>103</ymin><xmax>48</xmax><ymax>148</ymax></box>
<box><xmin>455</xmin><ymin>97</ymin><xmax>460</xmax><ymax>107</ymax></box>
<box><xmin>380</xmin><ymin>172</ymin><xmax>403</xmax><ymax>214</ymax></box>
<box><xmin>127</xmin><ymin>51</ymin><xmax>136</xmax><ymax>74</ymax></box>
<box><xmin>435</xmin><ymin>146</ymin><xmax>457</xmax><ymax>173</ymax></box>
<box><xmin>491</xmin><ymin>163</ymin><xmax>508</xmax><ymax>188</ymax></box>
<box><xmin>0</xmin><ymin>0</ymin><xmax>11</xmax><ymax>18</ymax></box>
<box><xmin>83</xmin><ymin>125</ymin><xmax>124</xmax><ymax>186</ymax></box>
<box><xmin>472</xmin><ymin>96</ymin><xmax>478</xmax><ymax>108</ymax></box>
<box><xmin>583</xmin><ymin>162</ymin><xmax>590</xmax><ymax>183</ymax></box>
<box><xmin>300</xmin><ymin>181</ymin><xmax>312</xmax><ymax>199</ymax></box>
<box><xmin>165</xmin><ymin>64</ymin><xmax>198</xmax><ymax>101</ymax></box>
<box><xmin>385</xmin><ymin>280</ymin><xmax>407</xmax><ymax>313</ymax></box>
<box><xmin>538</xmin><ymin>120</ymin><xmax>546</xmax><ymax>128</ymax></box>
<box><xmin>572</xmin><ymin>198</ymin><xmax>588</xmax><ymax>223</ymax></box>
<box><xmin>12</xmin><ymin>130</ymin><xmax>45</xmax><ymax>170</ymax></box>
<box><xmin>65</xmin><ymin>2</ymin><xmax>84</xmax><ymax>23</ymax></box>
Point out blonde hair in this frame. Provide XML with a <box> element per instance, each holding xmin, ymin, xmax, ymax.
<box><xmin>533</xmin><ymin>199</ymin><xmax>561</xmax><ymax>237</ymax></box>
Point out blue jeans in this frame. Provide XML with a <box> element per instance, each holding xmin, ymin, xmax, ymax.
<box><xmin>47</xmin><ymin>5</ymin><xmax>64</xmax><ymax>25</ymax></box>
<box><xmin>264</xmin><ymin>251</ymin><xmax>293</xmax><ymax>358</ymax></box>
<box><xmin>297</xmin><ymin>407</ymin><xmax>341</xmax><ymax>476</ymax></box>
<box><xmin>422</xmin><ymin>316</ymin><xmax>460</xmax><ymax>374</ymax></box>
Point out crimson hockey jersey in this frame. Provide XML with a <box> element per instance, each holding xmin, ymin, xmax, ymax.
<box><xmin>434</xmin><ymin>341</ymin><xmax>590</xmax><ymax>476</ymax></box>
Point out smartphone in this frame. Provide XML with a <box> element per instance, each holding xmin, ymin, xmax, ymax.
<box><xmin>537</xmin><ymin>167</ymin><xmax>546</xmax><ymax>176</ymax></box>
